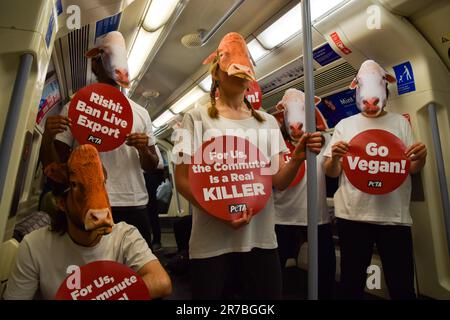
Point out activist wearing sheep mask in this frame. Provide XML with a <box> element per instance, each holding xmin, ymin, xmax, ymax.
<box><xmin>349</xmin><ymin>60</ymin><xmax>396</xmax><ymax>118</ymax></box>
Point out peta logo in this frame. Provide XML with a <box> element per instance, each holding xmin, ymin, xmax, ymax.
<box><xmin>368</xmin><ymin>180</ymin><xmax>382</xmax><ymax>188</ymax></box>
<box><xmin>229</xmin><ymin>203</ymin><xmax>247</xmax><ymax>214</ymax></box>
<box><xmin>88</xmin><ymin>135</ymin><xmax>102</xmax><ymax>145</ymax></box>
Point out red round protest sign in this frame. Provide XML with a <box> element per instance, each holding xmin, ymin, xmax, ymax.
<box><xmin>189</xmin><ymin>135</ymin><xmax>272</xmax><ymax>221</ymax></box>
<box><xmin>68</xmin><ymin>83</ymin><xmax>133</xmax><ymax>152</ymax></box>
<box><xmin>285</xmin><ymin>140</ymin><xmax>305</xmax><ymax>188</ymax></box>
<box><xmin>55</xmin><ymin>261</ymin><xmax>150</xmax><ymax>300</ymax></box>
<box><xmin>342</xmin><ymin>129</ymin><xmax>410</xmax><ymax>195</ymax></box>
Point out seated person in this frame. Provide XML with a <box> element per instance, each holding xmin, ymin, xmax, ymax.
<box><xmin>3</xmin><ymin>144</ymin><xmax>172</xmax><ymax>300</ymax></box>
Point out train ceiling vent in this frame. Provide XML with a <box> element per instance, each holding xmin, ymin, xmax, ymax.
<box><xmin>67</xmin><ymin>25</ymin><xmax>90</xmax><ymax>93</ymax></box>
<box><xmin>262</xmin><ymin>61</ymin><xmax>357</xmax><ymax>113</ymax></box>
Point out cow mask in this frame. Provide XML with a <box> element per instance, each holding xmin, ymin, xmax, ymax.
<box><xmin>45</xmin><ymin>144</ymin><xmax>113</xmax><ymax>235</ymax></box>
<box><xmin>349</xmin><ymin>60</ymin><xmax>396</xmax><ymax>117</ymax></box>
<box><xmin>203</xmin><ymin>32</ymin><xmax>256</xmax><ymax>81</ymax></box>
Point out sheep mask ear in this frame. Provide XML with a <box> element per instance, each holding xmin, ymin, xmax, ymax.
<box><xmin>384</xmin><ymin>73</ymin><xmax>396</xmax><ymax>83</ymax></box>
<box><xmin>276</xmin><ymin>101</ymin><xmax>286</xmax><ymax>111</ymax></box>
<box><xmin>349</xmin><ymin>77</ymin><xmax>358</xmax><ymax>89</ymax></box>
<box><xmin>314</xmin><ymin>96</ymin><xmax>321</xmax><ymax>105</ymax></box>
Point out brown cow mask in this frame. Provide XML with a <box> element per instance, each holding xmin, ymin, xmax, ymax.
<box><xmin>44</xmin><ymin>144</ymin><xmax>113</xmax><ymax>235</ymax></box>
<box><xmin>203</xmin><ymin>32</ymin><xmax>256</xmax><ymax>81</ymax></box>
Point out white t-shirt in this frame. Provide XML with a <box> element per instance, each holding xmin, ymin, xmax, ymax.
<box><xmin>3</xmin><ymin>222</ymin><xmax>156</xmax><ymax>300</ymax></box>
<box><xmin>323</xmin><ymin>112</ymin><xmax>415</xmax><ymax>225</ymax></box>
<box><xmin>274</xmin><ymin>133</ymin><xmax>332</xmax><ymax>226</ymax></box>
<box><xmin>173</xmin><ymin>103</ymin><xmax>289</xmax><ymax>259</ymax></box>
<box><xmin>55</xmin><ymin>98</ymin><xmax>156</xmax><ymax>207</ymax></box>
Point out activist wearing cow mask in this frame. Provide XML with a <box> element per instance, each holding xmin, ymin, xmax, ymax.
<box><xmin>173</xmin><ymin>32</ymin><xmax>323</xmax><ymax>300</ymax></box>
<box><xmin>273</xmin><ymin>88</ymin><xmax>335</xmax><ymax>300</ymax></box>
<box><xmin>46</xmin><ymin>144</ymin><xmax>114</xmax><ymax>242</ymax></box>
<box><xmin>3</xmin><ymin>145</ymin><xmax>172</xmax><ymax>300</ymax></box>
<box><xmin>39</xmin><ymin>31</ymin><xmax>160</xmax><ymax>249</ymax></box>
<box><xmin>323</xmin><ymin>59</ymin><xmax>427</xmax><ymax>299</ymax></box>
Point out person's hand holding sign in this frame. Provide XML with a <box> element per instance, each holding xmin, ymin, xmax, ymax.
<box><xmin>126</xmin><ymin>133</ymin><xmax>160</xmax><ymax>173</ymax></box>
<box><xmin>126</xmin><ymin>133</ymin><xmax>149</xmax><ymax>151</ymax></box>
<box><xmin>323</xmin><ymin>140</ymin><xmax>349</xmax><ymax>178</ymax></box>
<box><xmin>273</xmin><ymin>131</ymin><xmax>322</xmax><ymax>191</ymax></box>
<box><xmin>43</xmin><ymin>115</ymin><xmax>72</xmax><ymax>139</ymax></box>
<box><xmin>291</xmin><ymin>131</ymin><xmax>323</xmax><ymax>159</ymax></box>
<box><xmin>290</xmin><ymin>132</ymin><xmax>309</xmax><ymax>161</ymax></box>
<box><xmin>40</xmin><ymin>115</ymin><xmax>73</xmax><ymax>167</ymax></box>
<box><xmin>229</xmin><ymin>208</ymin><xmax>253</xmax><ymax>229</ymax></box>
<box><xmin>405</xmin><ymin>142</ymin><xmax>427</xmax><ymax>174</ymax></box>
<box><xmin>331</xmin><ymin>141</ymin><xmax>349</xmax><ymax>160</ymax></box>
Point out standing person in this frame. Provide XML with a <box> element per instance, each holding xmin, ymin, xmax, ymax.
<box><xmin>39</xmin><ymin>31</ymin><xmax>159</xmax><ymax>248</ymax></box>
<box><xmin>273</xmin><ymin>89</ymin><xmax>336</xmax><ymax>300</ymax></box>
<box><xmin>323</xmin><ymin>60</ymin><xmax>427</xmax><ymax>299</ymax></box>
<box><xmin>173</xmin><ymin>32</ymin><xmax>323</xmax><ymax>299</ymax></box>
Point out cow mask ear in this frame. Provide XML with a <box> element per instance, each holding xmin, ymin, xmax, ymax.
<box><xmin>44</xmin><ymin>162</ymin><xmax>69</xmax><ymax>185</ymax></box>
<box><xmin>349</xmin><ymin>77</ymin><xmax>358</xmax><ymax>89</ymax></box>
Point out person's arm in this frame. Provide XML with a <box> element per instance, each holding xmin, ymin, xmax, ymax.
<box><xmin>39</xmin><ymin>115</ymin><xmax>72</xmax><ymax>168</ymax></box>
<box><xmin>123</xmin><ymin>226</ymin><xmax>172</xmax><ymax>299</ymax></box>
<box><xmin>406</xmin><ymin>142</ymin><xmax>427</xmax><ymax>174</ymax></box>
<box><xmin>155</xmin><ymin>145</ymin><xmax>164</xmax><ymax>170</ymax></box>
<box><xmin>2</xmin><ymin>240</ymin><xmax>39</xmax><ymax>300</ymax></box>
<box><xmin>272</xmin><ymin>132</ymin><xmax>323</xmax><ymax>190</ymax></box>
<box><xmin>137</xmin><ymin>260</ymin><xmax>172</xmax><ymax>299</ymax></box>
<box><xmin>126</xmin><ymin>133</ymin><xmax>159</xmax><ymax>173</ymax></box>
<box><xmin>323</xmin><ymin>141</ymin><xmax>349</xmax><ymax>178</ymax></box>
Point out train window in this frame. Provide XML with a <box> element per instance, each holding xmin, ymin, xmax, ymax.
<box><xmin>35</xmin><ymin>62</ymin><xmax>62</xmax><ymax>131</ymax></box>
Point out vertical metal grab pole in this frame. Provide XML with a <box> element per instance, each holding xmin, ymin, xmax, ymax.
<box><xmin>302</xmin><ymin>0</ymin><xmax>318</xmax><ymax>300</ymax></box>
<box><xmin>427</xmin><ymin>103</ymin><xmax>450</xmax><ymax>256</ymax></box>
<box><xmin>0</xmin><ymin>53</ymin><xmax>33</xmax><ymax>199</ymax></box>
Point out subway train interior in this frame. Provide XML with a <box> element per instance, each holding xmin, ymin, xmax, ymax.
<box><xmin>0</xmin><ymin>0</ymin><xmax>449</xmax><ymax>301</ymax></box>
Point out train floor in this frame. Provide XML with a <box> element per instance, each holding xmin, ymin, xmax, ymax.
<box><xmin>153</xmin><ymin>227</ymin><xmax>382</xmax><ymax>300</ymax></box>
